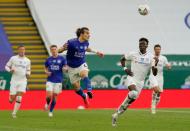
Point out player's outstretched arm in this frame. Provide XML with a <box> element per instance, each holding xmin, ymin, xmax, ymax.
<box><xmin>120</xmin><ymin>55</ymin><xmax>133</xmax><ymax>76</ymax></box>
<box><xmin>152</xmin><ymin>57</ymin><xmax>159</xmax><ymax>76</ymax></box>
<box><xmin>86</xmin><ymin>47</ymin><xmax>104</xmax><ymax>58</ymax></box>
<box><xmin>58</xmin><ymin>43</ymin><xmax>68</xmax><ymax>53</ymax></box>
<box><xmin>120</xmin><ymin>55</ymin><xmax>126</xmax><ymax>67</ymax></box>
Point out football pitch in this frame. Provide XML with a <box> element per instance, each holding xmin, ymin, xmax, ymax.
<box><xmin>0</xmin><ymin>109</ymin><xmax>190</xmax><ymax>131</ymax></box>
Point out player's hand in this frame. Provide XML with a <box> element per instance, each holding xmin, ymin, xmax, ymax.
<box><xmin>46</xmin><ymin>71</ymin><xmax>52</xmax><ymax>76</ymax></box>
<box><xmin>154</xmin><ymin>57</ymin><xmax>159</xmax><ymax>66</ymax></box>
<box><xmin>26</xmin><ymin>74</ymin><xmax>30</xmax><ymax>79</ymax></box>
<box><xmin>166</xmin><ymin>63</ymin><xmax>172</xmax><ymax>70</ymax></box>
<box><xmin>124</xmin><ymin>69</ymin><xmax>134</xmax><ymax>76</ymax></box>
<box><xmin>62</xmin><ymin>66</ymin><xmax>68</xmax><ymax>72</ymax></box>
<box><xmin>96</xmin><ymin>51</ymin><xmax>104</xmax><ymax>58</ymax></box>
<box><xmin>59</xmin><ymin>43</ymin><xmax>68</xmax><ymax>53</ymax></box>
<box><xmin>10</xmin><ymin>68</ymin><xmax>15</xmax><ymax>73</ymax></box>
<box><xmin>63</xmin><ymin>43</ymin><xmax>68</xmax><ymax>50</ymax></box>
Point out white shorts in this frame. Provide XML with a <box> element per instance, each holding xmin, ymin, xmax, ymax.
<box><xmin>46</xmin><ymin>81</ymin><xmax>62</xmax><ymax>94</ymax></box>
<box><xmin>124</xmin><ymin>76</ymin><xmax>144</xmax><ymax>96</ymax></box>
<box><xmin>68</xmin><ymin>63</ymin><xmax>89</xmax><ymax>84</ymax></box>
<box><xmin>10</xmin><ymin>81</ymin><xmax>27</xmax><ymax>95</ymax></box>
<box><xmin>149</xmin><ymin>75</ymin><xmax>164</xmax><ymax>92</ymax></box>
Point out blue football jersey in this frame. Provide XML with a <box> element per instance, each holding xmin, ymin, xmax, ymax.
<box><xmin>66</xmin><ymin>38</ymin><xmax>89</xmax><ymax>68</ymax></box>
<box><xmin>45</xmin><ymin>55</ymin><xmax>67</xmax><ymax>83</ymax></box>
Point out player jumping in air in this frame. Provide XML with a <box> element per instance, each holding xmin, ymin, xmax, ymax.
<box><xmin>112</xmin><ymin>38</ymin><xmax>159</xmax><ymax>126</ymax></box>
<box><xmin>44</xmin><ymin>45</ymin><xmax>67</xmax><ymax>117</ymax></box>
<box><xmin>149</xmin><ymin>44</ymin><xmax>171</xmax><ymax>114</ymax></box>
<box><xmin>5</xmin><ymin>45</ymin><xmax>31</xmax><ymax>118</ymax></box>
<box><xmin>58</xmin><ymin>27</ymin><xmax>104</xmax><ymax>108</ymax></box>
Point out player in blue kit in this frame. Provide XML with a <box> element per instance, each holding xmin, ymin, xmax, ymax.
<box><xmin>59</xmin><ymin>27</ymin><xmax>104</xmax><ymax>108</ymax></box>
<box><xmin>44</xmin><ymin>45</ymin><xmax>67</xmax><ymax>117</ymax></box>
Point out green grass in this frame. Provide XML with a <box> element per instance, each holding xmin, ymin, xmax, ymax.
<box><xmin>0</xmin><ymin>109</ymin><xmax>190</xmax><ymax>131</ymax></box>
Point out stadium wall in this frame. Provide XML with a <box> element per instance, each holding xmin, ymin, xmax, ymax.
<box><xmin>27</xmin><ymin>0</ymin><xmax>190</xmax><ymax>54</ymax></box>
<box><xmin>1</xmin><ymin>55</ymin><xmax>190</xmax><ymax>90</ymax></box>
<box><xmin>1</xmin><ymin>90</ymin><xmax>190</xmax><ymax>110</ymax></box>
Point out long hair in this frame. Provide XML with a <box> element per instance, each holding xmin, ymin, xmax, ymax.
<box><xmin>76</xmin><ymin>27</ymin><xmax>89</xmax><ymax>38</ymax></box>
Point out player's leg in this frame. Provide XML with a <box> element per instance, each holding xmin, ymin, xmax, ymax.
<box><xmin>9</xmin><ymin>82</ymin><xmax>17</xmax><ymax>103</ymax></box>
<box><xmin>12</xmin><ymin>92</ymin><xmax>24</xmax><ymax>118</ymax></box>
<box><xmin>151</xmin><ymin>78</ymin><xmax>163</xmax><ymax>114</ymax></box>
<box><xmin>80</xmin><ymin>69</ymin><xmax>93</xmax><ymax>98</ymax></box>
<box><xmin>112</xmin><ymin>77</ymin><xmax>141</xmax><ymax>126</ymax></box>
<box><xmin>117</xmin><ymin>85</ymin><xmax>138</xmax><ymax>114</ymax></box>
<box><xmin>45</xmin><ymin>82</ymin><xmax>53</xmax><ymax>111</ymax></box>
<box><xmin>112</xmin><ymin>84</ymin><xmax>139</xmax><ymax>126</ymax></box>
<box><xmin>9</xmin><ymin>95</ymin><xmax>16</xmax><ymax>104</ymax></box>
<box><xmin>48</xmin><ymin>83</ymin><xmax>62</xmax><ymax>117</ymax></box>
<box><xmin>68</xmin><ymin>66</ymin><xmax>89</xmax><ymax>107</ymax></box>
<box><xmin>11</xmin><ymin>82</ymin><xmax>26</xmax><ymax>118</ymax></box>
<box><xmin>73</xmin><ymin>81</ymin><xmax>89</xmax><ymax>107</ymax></box>
<box><xmin>151</xmin><ymin>87</ymin><xmax>161</xmax><ymax>114</ymax></box>
<box><xmin>49</xmin><ymin>93</ymin><xmax>57</xmax><ymax>117</ymax></box>
<box><xmin>73</xmin><ymin>81</ymin><xmax>86</xmax><ymax>99</ymax></box>
<box><xmin>150</xmin><ymin>76</ymin><xmax>160</xmax><ymax>114</ymax></box>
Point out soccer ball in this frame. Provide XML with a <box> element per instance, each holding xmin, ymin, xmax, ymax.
<box><xmin>138</xmin><ymin>4</ymin><xmax>150</xmax><ymax>16</ymax></box>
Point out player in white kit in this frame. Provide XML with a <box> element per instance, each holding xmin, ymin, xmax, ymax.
<box><xmin>149</xmin><ymin>44</ymin><xmax>171</xmax><ymax>114</ymax></box>
<box><xmin>112</xmin><ymin>38</ymin><xmax>159</xmax><ymax>126</ymax></box>
<box><xmin>5</xmin><ymin>45</ymin><xmax>31</xmax><ymax>118</ymax></box>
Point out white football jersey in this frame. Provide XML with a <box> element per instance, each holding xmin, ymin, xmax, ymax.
<box><xmin>125</xmin><ymin>51</ymin><xmax>154</xmax><ymax>81</ymax></box>
<box><xmin>152</xmin><ymin>55</ymin><xmax>169</xmax><ymax>77</ymax></box>
<box><xmin>5</xmin><ymin>55</ymin><xmax>31</xmax><ymax>82</ymax></box>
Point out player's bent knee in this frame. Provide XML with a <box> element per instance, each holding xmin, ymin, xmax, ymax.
<box><xmin>153</xmin><ymin>87</ymin><xmax>161</xmax><ymax>93</ymax></box>
<box><xmin>80</xmin><ymin>70</ymin><xmax>88</xmax><ymax>78</ymax></box>
<box><xmin>73</xmin><ymin>82</ymin><xmax>80</xmax><ymax>90</ymax></box>
<box><xmin>9</xmin><ymin>98</ymin><xmax>14</xmax><ymax>103</ymax></box>
<box><xmin>16</xmin><ymin>96</ymin><xmax>22</xmax><ymax>103</ymax></box>
<box><xmin>128</xmin><ymin>90</ymin><xmax>138</xmax><ymax>99</ymax></box>
<box><xmin>9</xmin><ymin>95</ymin><xmax>17</xmax><ymax>103</ymax></box>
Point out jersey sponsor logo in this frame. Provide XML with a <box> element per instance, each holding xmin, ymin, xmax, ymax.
<box><xmin>15</xmin><ymin>63</ymin><xmax>27</xmax><ymax>69</ymax></box>
<box><xmin>140</xmin><ymin>58</ymin><xmax>144</xmax><ymax>62</ymax></box>
<box><xmin>50</xmin><ymin>65</ymin><xmax>60</xmax><ymax>70</ymax></box>
<box><xmin>74</xmin><ymin>52</ymin><xmax>85</xmax><ymax>58</ymax></box>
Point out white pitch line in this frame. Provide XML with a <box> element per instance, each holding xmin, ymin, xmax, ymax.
<box><xmin>129</xmin><ymin>109</ymin><xmax>190</xmax><ymax>114</ymax></box>
<box><xmin>0</xmin><ymin>126</ymin><xmax>67</xmax><ymax>131</ymax></box>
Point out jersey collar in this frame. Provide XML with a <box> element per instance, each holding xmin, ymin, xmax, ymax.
<box><xmin>139</xmin><ymin>51</ymin><xmax>147</xmax><ymax>56</ymax></box>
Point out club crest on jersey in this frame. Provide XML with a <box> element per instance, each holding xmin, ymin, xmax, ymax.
<box><xmin>84</xmin><ymin>46</ymin><xmax>87</xmax><ymax>50</ymax></box>
<box><xmin>57</xmin><ymin>60</ymin><xmax>61</xmax><ymax>64</ymax></box>
<box><xmin>53</xmin><ymin>60</ymin><xmax>56</xmax><ymax>63</ymax></box>
<box><xmin>80</xmin><ymin>46</ymin><xmax>83</xmax><ymax>49</ymax></box>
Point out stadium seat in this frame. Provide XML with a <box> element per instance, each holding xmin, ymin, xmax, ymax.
<box><xmin>0</xmin><ymin>0</ymin><xmax>48</xmax><ymax>89</ymax></box>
